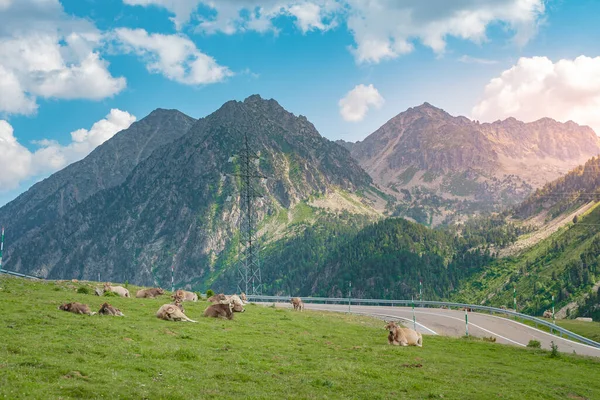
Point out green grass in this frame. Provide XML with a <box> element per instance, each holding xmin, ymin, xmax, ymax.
<box><xmin>507</xmin><ymin>317</ymin><xmax>600</xmax><ymax>344</ymax></box>
<box><xmin>556</xmin><ymin>320</ymin><xmax>600</xmax><ymax>343</ymax></box>
<box><xmin>1</xmin><ymin>276</ymin><xmax>599</xmax><ymax>400</ymax></box>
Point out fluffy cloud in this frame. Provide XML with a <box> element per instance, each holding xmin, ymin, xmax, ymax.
<box><xmin>472</xmin><ymin>56</ymin><xmax>600</xmax><ymax>134</ymax></box>
<box><xmin>0</xmin><ymin>109</ymin><xmax>136</xmax><ymax>191</ymax></box>
<box><xmin>0</xmin><ymin>0</ymin><xmax>126</xmax><ymax>116</ymax></box>
<box><xmin>124</xmin><ymin>0</ymin><xmax>339</xmax><ymax>35</ymax></box>
<box><xmin>339</xmin><ymin>84</ymin><xmax>384</xmax><ymax>122</ymax></box>
<box><xmin>345</xmin><ymin>0</ymin><xmax>545</xmax><ymax>63</ymax></box>
<box><xmin>114</xmin><ymin>28</ymin><xmax>233</xmax><ymax>85</ymax></box>
<box><xmin>0</xmin><ymin>120</ymin><xmax>33</xmax><ymax>190</ymax></box>
<box><xmin>123</xmin><ymin>0</ymin><xmax>544</xmax><ymax>63</ymax></box>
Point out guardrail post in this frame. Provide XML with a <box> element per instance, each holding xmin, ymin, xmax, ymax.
<box><xmin>465</xmin><ymin>309</ymin><xmax>469</xmax><ymax>337</ymax></box>
<box><xmin>412</xmin><ymin>296</ymin><xmax>416</xmax><ymax>331</ymax></box>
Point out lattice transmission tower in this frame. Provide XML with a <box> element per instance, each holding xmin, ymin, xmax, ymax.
<box><xmin>221</xmin><ymin>132</ymin><xmax>267</xmax><ymax>296</ymax></box>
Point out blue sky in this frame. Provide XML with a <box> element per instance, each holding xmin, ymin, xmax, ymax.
<box><xmin>1</xmin><ymin>0</ymin><xmax>600</xmax><ymax>206</ymax></box>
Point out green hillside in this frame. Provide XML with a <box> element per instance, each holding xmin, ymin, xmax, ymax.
<box><xmin>1</xmin><ymin>276</ymin><xmax>599</xmax><ymax>400</ymax></box>
<box><xmin>454</xmin><ymin>202</ymin><xmax>600</xmax><ymax>318</ymax></box>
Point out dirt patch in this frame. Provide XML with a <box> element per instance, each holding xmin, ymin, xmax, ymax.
<box><xmin>62</xmin><ymin>371</ymin><xmax>88</xmax><ymax>379</ymax></box>
<box><xmin>401</xmin><ymin>363</ymin><xmax>423</xmax><ymax>368</ymax></box>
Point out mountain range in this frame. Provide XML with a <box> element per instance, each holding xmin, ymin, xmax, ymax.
<box><xmin>1</xmin><ymin>95</ymin><xmax>599</xmax><ymax>314</ymax></box>
<box><xmin>339</xmin><ymin>103</ymin><xmax>600</xmax><ymax>225</ymax></box>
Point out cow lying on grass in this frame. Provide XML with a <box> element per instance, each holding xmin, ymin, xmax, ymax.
<box><xmin>543</xmin><ymin>310</ymin><xmax>553</xmax><ymax>318</ymax></box>
<box><xmin>207</xmin><ymin>293</ymin><xmax>245</xmax><ymax>312</ymax></box>
<box><xmin>59</xmin><ymin>302</ymin><xmax>95</xmax><ymax>316</ymax></box>
<box><xmin>291</xmin><ymin>297</ymin><xmax>304</xmax><ymax>311</ymax></box>
<box><xmin>204</xmin><ymin>302</ymin><xmax>234</xmax><ymax>320</ymax></box>
<box><xmin>207</xmin><ymin>293</ymin><xmax>228</xmax><ymax>303</ymax></box>
<box><xmin>103</xmin><ymin>283</ymin><xmax>130</xmax><ymax>298</ymax></box>
<box><xmin>136</xmin><ymin>288</ymin><xmax>164</xmax><ymax>298</ymax></box>
<box><xmin>98</xmin><ymin>302</ymin><xmax>124</xmax><ymax>316</ymax></box>
<box><xmin>171</xmin><ymin>289</ymin><xmax>198</xmax><ymax>302</ymax></box>
<box><xmin>384</xmin><ymin>321</ymin><xmax>422</xmax><ymax>347</ymax></box>
<box><xmin>156</xmin><ymin>304</ymin><xmax>197</xmax><ymax>322</ymax></box>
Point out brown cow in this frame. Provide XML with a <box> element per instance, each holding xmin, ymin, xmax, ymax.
<box><xmin>290</xmin><ymin>297</ymin><xmax>304</xmax><ymax>311</ymax></box>
<box><xmin>171</xmin><ymin>289</ymin><xmax>198</xmax><ymax>302</ymax></box>
<box><xmin>204</xmin><ymin>302</ymin><xmax>234</xmax><ymax>319</ymax></box>
<box><xmin>461</xmin><ymin>307</ymin><xmax>473</xmax><ymax>312</ymax></box>
<box><xmin>156</xmin><ymin>304</ymin><xmax>197</xmax><ymax>322</ymax></box>
<box><xmin>136</xmin><ymin>288</ymin><xmax>165</xmax><ymax>298</ymax></box>
<box><xmin>207</xmin><ymin>293</ymin><xmax>228</xmax><ymax>303</ymax></box>
<box><xmin>384</xmin><ymin>321</ymin><xmax>422</xmax><ymax>347</ymax></box>
<box><xmin>59</xmin><ymin>302</ymin><xmax>95</xmax><ymax>316</ymax></box>
<box><xmin>103</xmin><ymin>283</ymin><xmax>130</xmax><ymax>298</ymax></box>
<box><xmin>98</xmin><ymin>302</ymin><xmax>124</xmax><ymax>316</ymax></box>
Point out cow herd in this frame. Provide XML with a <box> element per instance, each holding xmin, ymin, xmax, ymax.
<box><xmin>58</xmin><ymin>283</ymin><xmax>423</xmax><ymax>347</ymax></box>
<box><xmin>57</xmin><ymin>283</ymin><xmax>251</xmax><ymax>323</ymax></box>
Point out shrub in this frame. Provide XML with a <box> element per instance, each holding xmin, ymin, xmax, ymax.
<box><xmin>124</xmin><ymin>280</ymin><xmax>129</xmax><ymax>289</ymax></box>
<box><xmin>76</xmin><ymin>287</ymin><xmax>90</xmax><ymax>295</ymax></box>
<box><xmin>550</xmin><ymin>341</ymin><xmax>560</xmax><ymax>358</ymax></box>
<box><xmin>206</xmin><ymin>289</ymin><xmax>214</xmax><ymax>298</ymax></box>
<box><xmin>527</xmin><ymin>339</ymin><xmax>541</xmax><ymax>349</ymax></box>
<box><xmin>103</xmin><ymin>291</ymin><xmax>118</xmax><ymax>297</ymax></box>
<box><xmin>483</xmin><ymin>336</ymin><xmax>496</xmax><ymax>343</ymax></box>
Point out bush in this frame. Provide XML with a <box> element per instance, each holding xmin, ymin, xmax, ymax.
<box><xmin>76</xmin><ymin>287</ymin><xmax>90</xmax><ymax>295</ymax></box>
<box><xmin>483</xmin><ymin>336</ymin><xmax>497</xmax><ymax>343</ymax></box>
<box><xmin>103</xmin><ymin>291</ymin><xmax>118</xmax><ymax>297</ymax></box>
<box><xmin>550</xmin><ymin>341</ymin><xmax>560</xmax><ymax>358</ymax></box>
<box><xmin>206</xmin><ymin>289</ymin><xmax>214</xmax><ymax>298</ymax></box>
<box><xmin>124</xmin><ymin>280</ymin><xmax>129</xmax><ymax>289</ymax></box>
<box><xmin>527</xmin><ymin>339</ymin><xmax>541</xmax><ymax>348</ymax></box>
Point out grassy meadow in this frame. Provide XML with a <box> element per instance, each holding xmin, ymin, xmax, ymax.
<box><xmin>0</xmin><ymin>275</ymin><xmax>599</xmax><ymax>400</ymax></box>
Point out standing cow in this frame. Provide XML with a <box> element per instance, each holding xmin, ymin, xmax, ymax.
<box><xmin>290</xmin><ymin>297</ymin><xmax>304</xmax><ymax>311</ymax></box>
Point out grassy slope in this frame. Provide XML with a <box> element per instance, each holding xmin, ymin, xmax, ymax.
<box><xmin>1</xmin><ymin>277</ymin><xmax>599</xmax><ymax>400</ymax></box>
<box><xmin>453</xmin><ymin>203</ymin><xmax>600</xmax><ymax>314</ymax></box>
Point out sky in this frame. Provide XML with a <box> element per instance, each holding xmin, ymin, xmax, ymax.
<box><xmin>1</xmin><ymin>0</ymin><xmax>600</xmax><ymax>206</ymax></box>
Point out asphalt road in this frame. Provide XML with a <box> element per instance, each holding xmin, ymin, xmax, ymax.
<box><xmin>268</xmin><ymin>302</ymin><xmax>600</xmax><ymax>358</ymax></box>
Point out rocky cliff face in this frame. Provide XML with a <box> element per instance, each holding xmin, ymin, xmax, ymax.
<box><xmin>348</xmin><ymin>103</ymin><xmax>600</xmax><ymax>224</ymax></box>
<box><xmin>0</xmin><ymin>95</ymin><xmax>374</xmax><ymax>288</ymax></box>
<box><xmin>0</xmin><ymin>109</ymin><xmax>196</xmax><ymax>248</ymax></box>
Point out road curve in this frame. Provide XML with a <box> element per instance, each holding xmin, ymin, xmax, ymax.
<box><xmin>267</xmin><ymin>302</ymin><xmax>600</xmax><ymax>358</ymax></box>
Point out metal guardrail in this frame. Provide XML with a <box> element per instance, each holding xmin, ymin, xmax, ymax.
<box><xmin>247</xmin><ymin>295</ymin><xmax>600</xmax><ymax>349</ymax></box>
<box><xmin>0</xmin><ymin>268</ymin><xmax>42</xmax><ymax>280</ymax></box>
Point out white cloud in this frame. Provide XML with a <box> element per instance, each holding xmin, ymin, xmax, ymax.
<box><xmin>458</xmin><ymin>55</ymin><xmax>498</xmax><ymax>65</ymax></box>
<box><xmin>123</xmin><ymin>0</ymin><xmax>339</xmax><ymax>35</ymax></box>
<box><xmin>114</xmin><ymin>28</ymin><xmax>232</xmax><ymax>85</ymax></box>
<box><xmin>0</xmin><ymin>120</ymin><xmax>33</xmax><ymax>190</ymax></box>
<box><xmin>0</xmin><ymin>109</ymin><xmax>136</xmax><ymax>191</ymax></box>
<box><xmin>345</xmin><ymin>0</ymin><xmax>545</xmax><ymax>64</ymax></box>
<box><xmin>472</xmin><ymin>56</ymin><xmax>600</xmax><ymax>134</ymax></box>
<box><xmin>339</xmin><ymin>84</ymin><xmax>384</xmax><ymax>122</ymax></box>
<box><xmin>0</xmin><ymin>0</ymin><xmax>126</xmax><ymax>115</ymax></box>
<box><xmin>123</xmin><ymin>0</ymin><xmax>544</xmax><ymax>64</ymax></box>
